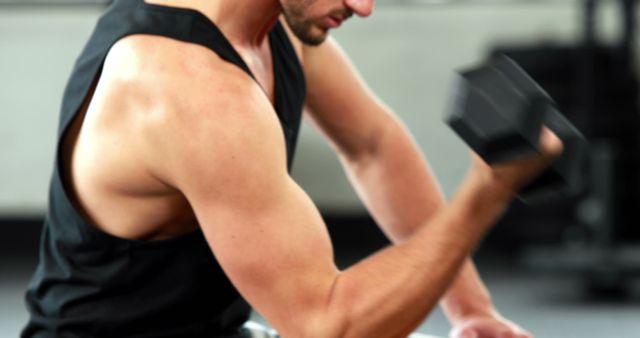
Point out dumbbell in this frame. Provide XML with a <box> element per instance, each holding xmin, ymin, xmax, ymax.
<box><xmin>445</xmin><ymin>55</ymin><xmax>588</xmax><ymax>203</ymax></box>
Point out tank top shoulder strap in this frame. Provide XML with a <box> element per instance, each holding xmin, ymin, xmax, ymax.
<box><xmin>58</xmin><ymin>0</ymin><xmax>258</xmax><ymax>138</ymax></box>
<box><xmin>133</xmin><ymin>0</ymin><xmax>256</xmax><ymax>77</ymax></box>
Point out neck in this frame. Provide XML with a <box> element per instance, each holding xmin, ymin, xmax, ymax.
<box><xmin>216</xmin><ymin>0</ymin><xmax>283</xmax><ymax>47</ymax></box>
<box><xmin>146</xmin><ymin>0</ymin><xmax>282</xmax><ymax>47</ymax></box>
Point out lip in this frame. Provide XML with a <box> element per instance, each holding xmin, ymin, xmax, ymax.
<box><xmin>324</xmin><ymin>16</ymin><xmax>342</xmax><ymax>28</ymax></box>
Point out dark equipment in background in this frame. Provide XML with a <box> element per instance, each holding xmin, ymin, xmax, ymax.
<box><xmin>487</xmin><ymin>0</ymin><xmax>640</xmax><ymax>296</ymax></box>
<box><xmin>446</xmin><ymin>55</ymin><xmax>588</xmax><ymax>204</ymax></box>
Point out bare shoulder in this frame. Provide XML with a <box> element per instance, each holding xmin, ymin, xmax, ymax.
<box><xmin>100</xmin><ymin>34</ymin><xmax>286</xmax><ymax>188</ymax></box>
<box><xmin>102</xmin><ymin>34</ymin><xmax>259</xmax><ymax>107</ymax></box>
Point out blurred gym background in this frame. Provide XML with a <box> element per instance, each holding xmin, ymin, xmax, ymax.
<box><xmin>1</xmin><ymin>0</ymin><xmax>639</xmax><ymax>337</ymax></box>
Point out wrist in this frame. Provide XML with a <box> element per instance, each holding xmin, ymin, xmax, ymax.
<box><xmin>439</xmin><ymin>259</ymin><xmax>499</xmax><ymax>326</ymax></box>
<box><xmin>442</xmin><ymin>293</ymin><xmax>498</xmax><ymax>326</ymax></box>
<box><xmin>465</xmin><ymin>164</ymin><xmax>517</xmax><ymax>203</ymax></box>
<box><xmin>451</xmin><ymin>170</ymin><xmax>514</xmax><ymax>228</ymax></box>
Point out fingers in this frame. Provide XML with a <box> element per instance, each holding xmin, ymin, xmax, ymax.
<box><xmin>461</xmin><ymin>331</ymin><xmax>478</xmax><ymax>338</ymax></box>
<box><xmin>449</xmin><ymin>321</ymin><xmax>534</xmax><ymax>338</ymax></box>
<box><xmin>502</xmin><ymin>330</ymin><xmax>533</xmax><ymax>338</ymax></box>
<box><xmin>451</xmin><ymin>330</ymin><xmax>532</xmax><ymax>338</ymax></box>
<box><xmin>450</xmin><ymin>327</ymin><xmax>478</xmax><ymax>338</ymax></box>
<box><xmin>539</xmin><ymin>127</ymin><xmax>564</xmax><ymax>159</ymax></box>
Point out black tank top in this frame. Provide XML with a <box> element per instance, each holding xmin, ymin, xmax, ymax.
<box><xmin>23</xmin><ymin>1</ymin><xmax>305</xmax><ymax>337</ymax></box>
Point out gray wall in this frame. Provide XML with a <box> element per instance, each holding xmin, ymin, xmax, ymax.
<box><xmin>0</xmin><ymin>2</ymin><xmax>631</xmax><ymax>216</ymax></box>
<box><xmin>0</xmin><ymin>6</ymin><xmax>104</xmax><ymax>216</ymax></box>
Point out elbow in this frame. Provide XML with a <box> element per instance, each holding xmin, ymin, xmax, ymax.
<box><xmin>286</xmin><ymin>274</ymin><xmax>350</xmax><ymax>338</ymax></box>
<box><xmin>299</xmin><ymin>274</ymin><xmax>367</xmax><ymax>338</ymax></box>
<box><xmin>301</xmin><ymin>315</ymin><xmax>348</xmax><ymax>338</ymax></box>
<box><xmin>285</xmin><ymin>274</ymin><xmax>401</xmax><ymax>338</ymax></box>
<box><xmin>338</xmin><ymin>124</ymin><xmax>388</xmax><ymax>169</ymax></box>
<box><xmin>341</xmin><ymin>117</ymin><xmax>407</xmax><ymax>168</ymax></box>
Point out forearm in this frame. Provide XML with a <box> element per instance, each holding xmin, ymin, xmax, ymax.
<box><xmin>440</xmin><ymin>260</ymin><xmax>495</xmax><ymax>324</ymax></box>
<box><xmin>323</xmin><ymin>171</ymin><xmax>510</xmax><ymax>338</ymax></box>
<box><xmin>339</xmin><ymin>117</ymin><xmax>445</xmax><ymax>242</ymax></box>
<box><xmin>339</xmin><ymin>118</ymin><xmax>496</xmax><ymax>323</ymax></box>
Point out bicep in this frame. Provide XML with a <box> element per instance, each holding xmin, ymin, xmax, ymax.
<box><xmin>166</xmin><ymin>83</ymin><xmax>339</xmax><ymax>336</ymax></box>
<box><xmin>193</xmin><ymin>175</ymin><xmax>338</xmax><ymax>329</ymax></box>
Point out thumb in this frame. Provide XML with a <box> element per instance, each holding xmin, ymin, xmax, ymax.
<box><xmin>539</xmin><ymin>127</ymin><xmax>564</xmax><ymax>158</ymax></box>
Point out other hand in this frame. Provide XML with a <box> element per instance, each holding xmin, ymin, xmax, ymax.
<box><xmin>449</xmin><ymin>311</ymin><xmax>533</xmax><ymax>338</ymax></box>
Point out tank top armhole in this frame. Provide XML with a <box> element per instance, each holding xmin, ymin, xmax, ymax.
<box><xmin>52</xmin><ymin>34</ymin><xmax>206</xmax><ymax>249</ymax></box>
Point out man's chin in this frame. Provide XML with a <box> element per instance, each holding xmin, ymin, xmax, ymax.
<box><xmin>298</xmin><ymin>27</ymin><xmax>329</xmax><ymax>47</ymax></box>
<box><xmin>301</xmin><ymin>35</ymin><xmax>328</xmax><ymax>47</ymax></box>
<box><xmin>285</xmin><ymin>17</ymin><xmax>331</xmax><ymax>47</ymax></box>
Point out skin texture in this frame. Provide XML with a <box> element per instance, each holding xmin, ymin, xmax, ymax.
<box><xmin>281</xmin><ymin>0</ymin><xmax>353</xmax><ymax>45</ymax></box>
<box><xmin>62</xmin><ymin>0</ymin><xmax>561</xmax><ymax>337</ymax></box>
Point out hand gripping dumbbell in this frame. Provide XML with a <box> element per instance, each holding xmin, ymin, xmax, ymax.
<box><xmin>445</xmin><ymin>55</ymin><xmax>588</xmax><ymax>203</ymax></box>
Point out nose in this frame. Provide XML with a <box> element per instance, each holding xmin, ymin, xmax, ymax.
<box><xmin>344</xmin><ymin>0</ymin><xmax>375</xmax><ymax>17</ymax></box>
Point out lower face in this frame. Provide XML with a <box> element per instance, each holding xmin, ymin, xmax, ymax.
<box><xmin>280</xmin><ymin>0</ymin><xmax>352</xmax><ymax>46</ymax></box>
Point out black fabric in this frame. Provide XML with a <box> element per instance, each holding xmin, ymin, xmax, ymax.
<box><xmin>23</xmin><ymin>0</ymin><xmax>305</xmax><ymax>337</ymax></box>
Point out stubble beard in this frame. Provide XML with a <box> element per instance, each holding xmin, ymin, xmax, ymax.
<box><xmin>282</xmin><ymin>0</ymin><xmax>328</xmax><ymax>46</ymax></box>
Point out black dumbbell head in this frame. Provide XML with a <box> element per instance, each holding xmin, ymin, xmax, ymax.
<box><xmin>446</xmin><ymin>55</ymin><xmax>552</xmax><ymax>164</ymax></box>
<box><xmin>445</xmin><ymin>55</ymin><xmax>588</xmax><ymax>203</ymax></box>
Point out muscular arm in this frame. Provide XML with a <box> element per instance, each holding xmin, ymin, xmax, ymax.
<box><xmin>151</xmin><ymin>46</ymin><xmax>519</xmax><ymax>338</ymax></box>
<box><xmin>302</xmin><ymin>38</ymin><xmax>497</xmax><ymax>324</ymax></box>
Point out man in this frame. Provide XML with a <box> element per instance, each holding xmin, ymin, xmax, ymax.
<box><xmin>23</xmin><ymin>0</ymin><xmax>562</xmax><ymax>337</ymax></box>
